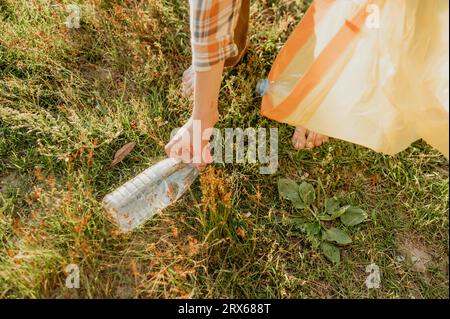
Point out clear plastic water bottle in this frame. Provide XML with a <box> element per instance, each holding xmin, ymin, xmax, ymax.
<box><xmin>102</xmin><ymin>158</ymin><xmax>199</xmax><ymax>232</ymax></box>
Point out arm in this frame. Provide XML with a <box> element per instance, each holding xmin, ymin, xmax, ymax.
<box><xmin>165</xmin><ymin>0</ymin><xmax>241</xmax><ymax>166</ymax></box>
<box><xmin>165</xmin><ymin>61</ymin><xmax>224</xmax><ymax>167</ymax></box>
<box><xmin>192</xmin><ymin>60</ymin><xmax>224</xmax><ymax>128</ymax></box>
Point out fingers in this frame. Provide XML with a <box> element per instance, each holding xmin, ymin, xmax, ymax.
<box><xmin>165</xmin><ymin>135</ymin><xmax>191</xmax><ymax>163</ymax></box>
<box><xmin>165</xmin><ymin>138</ymin><xmax>183</xmax><ymax>161</ymax></box>
<box><xmin>165</xmin><ymin>136</ymin><xmax>212</xmax><ymax>167</ymax></box>
<box><xmin>164</xmin><ymin>138</ymin><xmax>174</xmax><ymax>157</ymax></box>
<box><xmin>292</xmin><ymin>127</ymin><xmax>307</xmax><ymax>150</ymax></box>
<box><xmin>180</xmin><ymin>145</ymin><xmax>193</xmax><ymax>164</ymax></box>
<box><xmin>165</xmin><ymin>141</ymin><xmax>192</xmax><ymax>164</ymax></box>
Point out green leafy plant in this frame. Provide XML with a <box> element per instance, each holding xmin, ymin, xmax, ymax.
<box><xmin>278</xmin><ymin>178</ymin><xmax>368</xmax><ymax>264</ymax></box>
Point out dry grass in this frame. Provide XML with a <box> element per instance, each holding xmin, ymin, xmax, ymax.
<box><xmin>0</xmin><ymin>0</ymin><xmax>448</xmax><ymax>298</ymax></box>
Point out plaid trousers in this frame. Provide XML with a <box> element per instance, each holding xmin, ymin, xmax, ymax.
<box><xmin>189</xmin><ymin>0</ymin><xmax>250</xmax><ymax>71</ymax></box>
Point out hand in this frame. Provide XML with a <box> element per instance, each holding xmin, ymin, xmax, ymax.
<box><xmin>165</xmin><ymin>117</ymin><xmax>216</xmax><ymax>168</ymax></box>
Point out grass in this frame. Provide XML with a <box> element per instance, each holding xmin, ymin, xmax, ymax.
<box><xmin>0</xmin><ymin>0</ymin><xmax>448</xmax><ymax>299</ymax></box>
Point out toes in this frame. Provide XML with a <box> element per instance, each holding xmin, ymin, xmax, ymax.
<box><xmin>292</xmin><ymin>127</ymin><xmax>307</xmax><ymax>150</ymax></box>
<box><xmin>184</xmin><ymin>85</ymin><xmax>194</xmax><ymax>98</ymax></box>
<box><xmin>314</xmin><ymin>135</ymin><xmax>323</xmax><ymax>147</ymax></box>
<box><xmin>181</xmin><ymin>66</ymin><xmax>195</xmax><ymax>98</ymax></box>
<box><xmin>182</xmin><ymin>76</ymin><xmax>194</xmax><ymax>98</ymax></box>
<box><xmin>182</xmin><ymin>65</ymin><xmax>193</xmax><ymax>82</ymax></box>
<box><xmin>305</xmin><ymin>130</ymin><xmax>316</xmax><ymax>149</ymax></box>
<box><xmin>292</xmin><ymin>128</ymin><xmax>329</xmax><ymax>150</ymax></box>
<box><xmin>181</xmin><ymin>84</ymin><xmax>188</xmax><ymax>97</ymax></box>
<box><xmin>315</xmin><ymin>134</ymin><xmax>329</xmax><ymax>147</ymax></box>
<box><xmin>292</xmin><ymin>129</ymin><xmax>330</xmax><ymax>150</ymax></box>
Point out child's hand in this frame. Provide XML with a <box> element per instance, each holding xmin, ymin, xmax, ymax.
<box><xmin>165</xmin><ymin>117</ymin><xmax>215</xmax><ymax>168</ymax></box>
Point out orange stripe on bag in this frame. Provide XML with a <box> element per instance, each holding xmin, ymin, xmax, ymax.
<box><xmin>268</xmin><ymin>0</ymin><xmax>334</xmax><ymax>81</ymax></box>
<box><xmin>261</xmin><ymin>0</ymin><xmax>370</xmax><ymax>121</ymax></box>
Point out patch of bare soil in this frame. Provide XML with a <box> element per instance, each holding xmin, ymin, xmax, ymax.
<box><xmin>0</xmin><ymin>171</ymin><xmax>20</xmax><ymax>194</ymax></box>
<box><xmin>397</xmin><ymin>234</ymin><xmax>433</xmax><ymax>273</ymax></box>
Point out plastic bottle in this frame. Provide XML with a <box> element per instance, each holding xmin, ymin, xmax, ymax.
<box><xmin>102</xmin><ymin>158</ymin><xmax>199</xmax><ymax>232</ymax></box>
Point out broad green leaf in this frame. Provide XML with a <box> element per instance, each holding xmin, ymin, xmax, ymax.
<box><xmin>319</xmin><ymin>205</ymin><xmax>349</xmax><ymax>221</ymax></box>
<box><xmin>278</xmin><ymin>179</ymin><xmax>304</xmax><ymax>208</ymax></box>
<box><xmin>340</xmin><ymin>206</ymin><xmax>367</xmax><ymax>226</ymax></box>
<box><xmin>299</xmin><ymin>223</ymin><xmax>321</xmax><ymax>248</ymax></box>
<box><xmin>322</xmin><ymin>227</ymin><xmax>352</xmax><ymax>245</ymax></box>
<box><xmin>330</xmin><ymin>205</ymin><xmax>350</xmax><ymax>219</ymax></box>
<box><xmin>318</xmin><ymin>214</ymin><xmax>334</xmax><ymax>221</ymax></box>
<box><xmin>320</xmin><ymin>242</ymin><xmax>340</xmax><ymax>264</ymax></box>
<box><xmin>291</xmin><ymin>198</ymin><xmax>305</xmax><ymax>209</ymax></box>
<box><xmin>289</xmin><ymin>218</ymin><xmax>305</xmax><ymax>230</ymax></box>
<box><xmin>308</xmin><ymin>235</ymin><xmax>321</xmax><ymax>249</ymax></box>
<box><xmin>298</xmin><ymin>182</ymin><xmax>315</xmax><ymax>206</ymax></box>
<box><xmin>278</xmin><ymin>178</ymin><xmax>298</xmax><ymax>200</ymax></box>
<box><xmin>325</xmin><ymin>197</ymin><xmax>340</xmax><ymax>215</ymax></box>
<box><xmin>300</xmin><ymin>222</ymin><xmax>320</xmax><ymax>236</ymax></box>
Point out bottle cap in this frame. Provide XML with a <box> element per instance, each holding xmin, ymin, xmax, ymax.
<box><xmin>255</xmin><ymin>78</ymin><xmax>270</xmax><ymax>96</ymax></box>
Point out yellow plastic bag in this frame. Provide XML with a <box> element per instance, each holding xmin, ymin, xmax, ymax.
<box><xmin>260</xmin><ymin>0</ymin><xmax>449</xmax><ymax>158</ymax></box>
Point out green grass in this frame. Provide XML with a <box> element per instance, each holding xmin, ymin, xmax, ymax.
<box><xmin>0</xmin><ymin>0</ymin><xmax>448</xmax><ymax>299</ymax></box>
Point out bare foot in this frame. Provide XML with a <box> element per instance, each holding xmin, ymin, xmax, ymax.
<box><xmin>181</xmin><ymin>65</ymin><xmax>195</xmax><ymax>99</ymax></box>
<box><xmin>292</xmin><ymin>126</ymin><xmax>329</xmax><ymax>150</ymax></box>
